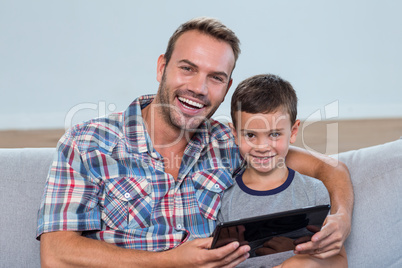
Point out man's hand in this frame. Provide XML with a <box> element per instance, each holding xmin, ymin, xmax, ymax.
<box><xmin>165</xmin><ymin>237</ymin><xmax>250</xmax><ymax>268</ymax></box>
<box><xmin>293</xmin><ymin>210</ymin><xmax>351</xmax><ymax>258</ymax></box>
<box><xmin>286</xmin><ymin>146</ymin><xmax>354</xmax><ymax>259</ymax></box>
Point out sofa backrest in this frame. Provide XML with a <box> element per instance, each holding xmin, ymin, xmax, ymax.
<box><xmin>1</xmin><ymin>139</ymin><xmax>401</xmax><ymax>267</ymax></box>
<box><xmin>338</xmin><ymin>139</ymin><xmax>402</xmax><ymax>268</ymax></box>
<box><xmin>0</xmin><ymin>148</ymin><xmax>55</xmax><ymax>268</ymax></box>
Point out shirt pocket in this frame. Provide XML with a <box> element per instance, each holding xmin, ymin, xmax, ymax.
<box><xmin>191</xmin><ymin>169</ymin><xmax>233</xmax><ymax>221</ymax></box>
<box><xmin>102</xmin><ymin>177</ymin><xmax>152</xmax><ymax>230</ymax></box>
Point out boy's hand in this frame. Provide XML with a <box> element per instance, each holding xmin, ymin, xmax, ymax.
<box><xmin>165</xmin><ymin>237</ymin><xmax>250</xmax><ymax>267</ymax></box>
<box><xmin>293</xmin><ymin>211</ymin><xmax>350</xmax><ymax>258</ymax></box>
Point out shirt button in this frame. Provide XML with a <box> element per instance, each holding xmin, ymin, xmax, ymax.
<box><xmin>177</xmin><ymin>224</ymin><xmax>182</xmax><ymax>229</ymax></box>
<box><xmin>124</xmin><ymin>193</ymin><xmax>131</xmax><ymax>199</ymax></box>
<box><xmin>214</xmin><ymin>184</ymin><xmax>220</xmax><ymax>189</ymax></box>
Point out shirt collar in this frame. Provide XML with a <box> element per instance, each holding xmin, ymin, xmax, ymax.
<box><xmin>123</xmin><ymin>94</ymin><xmax>154</xmax><ymax>153</ymax></box>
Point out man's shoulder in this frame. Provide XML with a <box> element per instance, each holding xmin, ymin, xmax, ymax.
<box><xmin>207</xmin><ymin>119</ymin><xmax>234</xmax><ymax>141</ymax></box>
<box><xmin>62</xmin><ymin>112</ymin><xmax>124</xmax><ymax>153</ymax></box>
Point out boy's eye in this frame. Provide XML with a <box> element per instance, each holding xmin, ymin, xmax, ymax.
<box><xmin>270</xmin><ymin>132</ymin><xmax>280</xmax><ymax>138</ymax></box>
<box><xmin>245</xmin><ymin>133</ymin><xmax>255</xmax><ymax>139</ymax></box>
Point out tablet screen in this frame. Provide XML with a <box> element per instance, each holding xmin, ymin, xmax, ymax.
<box><xmin>211</xmin><ymin>204</ymin><xmax>330</xmax><ymax>257</ymax></box>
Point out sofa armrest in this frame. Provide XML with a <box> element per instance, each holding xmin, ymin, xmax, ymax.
<box><xmin>0</xmin><ymin>148</ymin><xmax>55</xmax><ymax>268</ymax></box>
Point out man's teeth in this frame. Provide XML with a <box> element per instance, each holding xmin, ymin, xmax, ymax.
<box><xmin>178</xmin><ymin>97</ymin><xmax>204</xmax><ymax>109</ymax></box>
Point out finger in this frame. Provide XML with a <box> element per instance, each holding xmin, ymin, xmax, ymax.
<box><xmin>310</xmin><ymin>224</ymin><xmax>332</xmax><ymax>243</ymax></box>
<box><xmin>195</xmin><ymin>237</ymin><xmax>215</xmax><ymax>248</ymax></box>
<box><xmin>294</xmin><ymin>239</ymin><xmax>342</xmax><ymax>256</ymax></box>
<box><xmin>306</xmin><ymin>248</ymin><xmax>342</xmax><ymax>259</ymax></box>
<box><xmin>295</xmin><ymin>228</ymin><xmax>334</xmax><ymax>253</ymax></box>
<box><xmin>214</xmin><ymin>244</ymin><xmax>250</xmax><ymax>268</ymax></box>
<box><xmin>220</xmin><ymin>252</ymin><xmax>250</xmax><ymax>268</ymax></box>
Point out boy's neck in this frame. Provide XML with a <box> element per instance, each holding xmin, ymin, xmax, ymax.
<box><xmin>241</xmin><ymin>166</ymin><xmax>289</xmax><ymax>191</ymax></box>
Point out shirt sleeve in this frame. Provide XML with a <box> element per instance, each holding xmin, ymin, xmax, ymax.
<box><xmin>36</xmin><ymin>129</ymin><xmax>101</xmax><ymax>239</ymax></box>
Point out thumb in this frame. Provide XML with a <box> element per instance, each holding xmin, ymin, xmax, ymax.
<box><xmin>192</xmin><ymin>237</ymin><xmax>214</xmax><ymax>249</ymax></box>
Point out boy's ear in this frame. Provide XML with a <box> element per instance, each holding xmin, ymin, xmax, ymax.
<box><xmin>290</xmin><ymin>119</ymin><xmax>300</xmax><ymax>144</ymax></box>
<box><xmin>228</xmin><ymin>122</ymin><xmax>239</xmax><ymax>145</ymax></box>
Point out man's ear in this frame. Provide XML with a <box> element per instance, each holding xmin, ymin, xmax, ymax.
<box><xmin>228</xmin><ymin>122</ymin><xmax>239</xmax><ymax>146</ymax></box>
<box><xmin>290</xmin><ymin>119</ymin><xmax>300</xmax><ymax>144</ymax></box>
<box><xmin>156</xmin><ymin>54</ymin><xmax>166</xmax><ymax>83</ymax></box>
<box><xmin>220</xmin><ymin>79</ymin><xmax>233</xmax><ymax>104</ymax></box>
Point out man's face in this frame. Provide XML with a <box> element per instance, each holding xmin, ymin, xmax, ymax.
<box><xmin>232</xmin><ymin>110</ymin><xmax>300</xmax><ymax>174</ymax></box>
<box><xmin>155</xmin><ymin>30</ymin><xmax>235</xmax><ymax>131</ymax></box>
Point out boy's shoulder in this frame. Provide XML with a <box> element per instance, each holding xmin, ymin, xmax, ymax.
<box><xmin>292</xmin><ymin>169</ymin><xmax>327</xmax><ymax>188</ymax></box>
<box><xmin>291</xmin><ymin>169</ymin><xmax>330</xmax><ymax>201</ymax></box>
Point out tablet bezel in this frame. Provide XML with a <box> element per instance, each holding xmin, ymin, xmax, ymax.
<box><xmin>211</xmin><ymin>204</ymin><xmax>331</xmax><ymax>251</ymax></box>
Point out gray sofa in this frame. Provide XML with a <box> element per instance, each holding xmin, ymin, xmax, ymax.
<box><xmin>1</xmin><ymin>139</ymin><xmax>401</xmax><ymax>267</ymax></box>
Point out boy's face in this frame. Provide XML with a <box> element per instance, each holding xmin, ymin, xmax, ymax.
<box><xmin>231</xmin><ymin>110</ymin><xmax>300</xmax><ymax>174</ymax></box>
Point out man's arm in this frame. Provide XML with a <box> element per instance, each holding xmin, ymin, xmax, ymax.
<box><xmin>40</xmin><ymin>231</ymin><xmax>250</xmax><ymax>267</ymax></box>
<box><xmin>285</xmin><ymin>146</ymin><xmax>354</xmax><ymax>258</ymax></box>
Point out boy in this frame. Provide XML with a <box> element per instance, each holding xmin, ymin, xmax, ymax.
<box><xmin>217</xmin><ymin>74</ymin><xmax>347</xmax><ymax>267</ymax></box>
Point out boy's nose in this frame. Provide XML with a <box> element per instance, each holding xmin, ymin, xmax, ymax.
<box><xmin>254</xmin><ymin>139</ymin><xmax>272</xmax><ymax>151</ymax></box>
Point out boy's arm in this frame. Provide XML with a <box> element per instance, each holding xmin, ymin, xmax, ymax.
<box><xmin>285</xmin><ymin>146</ymin><xmax>354</xmax><ymax>258</ymax></box>
<box><xmin>274</xmin><ymin>247</ymin><xmax>348</xmax><ymax>268</ymax></box>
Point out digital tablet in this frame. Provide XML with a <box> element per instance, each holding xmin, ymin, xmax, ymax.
<box><xmin>211</xmin><ymin>204</ymin><xmax>330</xmax><ymax>257</ymax></box>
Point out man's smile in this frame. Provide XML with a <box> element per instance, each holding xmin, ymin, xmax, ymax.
<box><xmin>178</xmin><ymin>96</ymin><xmax>205</xmax><ymax>110</ymax></box>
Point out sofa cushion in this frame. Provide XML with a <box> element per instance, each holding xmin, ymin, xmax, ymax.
<box><xmin>0</xmin><ymin>148</ymin><xmax>55</xmax><ymax>268</ymax></box>
<box><xmin>338</xmin><ymin>139</ymin><xmax>402</xmax><ymax>268</ymax></box>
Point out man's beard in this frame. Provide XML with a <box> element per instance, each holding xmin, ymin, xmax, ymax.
<box><xmin>156</xmin><ymin>72</ymin><xmax>219</xmax><ymax>131</ymax></box>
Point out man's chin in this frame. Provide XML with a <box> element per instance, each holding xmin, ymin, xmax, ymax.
<box><xmin>171</xmin><ymin>115</ymin><xmax>208</xmax><ymax>131</ymax></box>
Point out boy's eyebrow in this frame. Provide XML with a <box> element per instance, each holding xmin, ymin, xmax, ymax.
<box><xmin>179</xmin><ymin>59</ymin><xmax>229</xmax><ymax>79</ymax></box>
<box><xmin>240</xmin><ymin>128</ymin><xmax>285</xmax><ymax>132</ymax></box>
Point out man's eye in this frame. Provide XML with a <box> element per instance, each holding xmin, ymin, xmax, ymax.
<box><xmin>212</xmin><ymin>76</ymin><xmax>224</xmax><ymax>82</ymax></box>
<box><xmin>181</xmin><ymin>66</ymin><xmax>192</xmax><ymax>72</ymax></box>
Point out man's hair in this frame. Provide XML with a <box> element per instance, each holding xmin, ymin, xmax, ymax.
<box><xmin>164</xmin><ymin>17</ymin><xmax>241</xmax><ymax>67</ymax></box>
<box><xmin>231</xmin><ymin>74</ymin><xmax>298</xmax><ymax>128</ymax></box>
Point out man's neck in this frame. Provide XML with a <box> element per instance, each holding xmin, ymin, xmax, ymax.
<box><xmin>141</xmin><ymin>102</ymin><xmax>192</xmax><ymax>153</ymax></box>
<box><xmin>142</xmin><ymin>102</ymin><xmax>192</xmax><ymax>180</ymax></box>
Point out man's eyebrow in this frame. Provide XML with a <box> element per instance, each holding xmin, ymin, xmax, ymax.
<box><xmin>179</xmin><ymin>59</ymin><xmax>229</xmax><ymax>79</ymax></box>
<box><xmin>211</xmin><ymin>71</ymin><xmax>229</xmax><ymax>79</ymax></box>
<box><xmin>179</xmin><ymin>59</ymin><xmax>198</xmax><ymax>68</ymax></box>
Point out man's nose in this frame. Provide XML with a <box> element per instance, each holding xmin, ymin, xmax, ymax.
<box><xmin>188</xmin><ymin>74</ymin><xmax>208</xmax><ymax>95</ymax></box>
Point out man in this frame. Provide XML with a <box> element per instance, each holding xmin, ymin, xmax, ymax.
<box><xmin>37</xmin><ymin>17</ymin><xmax>353</xmax><ymax>267</ymax></box>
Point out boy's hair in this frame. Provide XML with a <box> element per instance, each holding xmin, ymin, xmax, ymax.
<box><xmin>164</xmin><ymin>17</ymin><xmax>241</xmax><ymax>68</ymax></box>
<box><xmin>231</xmin><ymin>74</ymin><xmax>298</xmax><ymax>128</ymax></box>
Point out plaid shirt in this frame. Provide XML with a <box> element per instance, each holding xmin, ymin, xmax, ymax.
<box><xmin>37</xmin><ymin>95</ymin><xmax>241</xmax><ymax>251</ymax></box>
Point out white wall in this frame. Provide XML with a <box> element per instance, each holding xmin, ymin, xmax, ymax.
<box><xmin>1</xmin><ymin>0</ymin><xmax>401</xmax><ymax>129</ymax></box>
